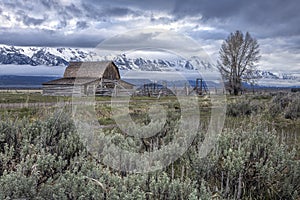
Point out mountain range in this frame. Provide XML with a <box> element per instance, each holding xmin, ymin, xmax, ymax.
<box><xmin>0</xmin><ymin>44</ymin><xmax>212</xmax><ymax>71</ymax></box>
<box><xmin>0</xmin><ymin>44</ymin><xmax>298</xmax><ymax>82</ymax></box>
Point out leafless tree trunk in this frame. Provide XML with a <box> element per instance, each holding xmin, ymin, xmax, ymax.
<box><xmin>171</xmin><ymin>163</ymin><xmax>174</xmax><ymax>180</ymax></box>
<box><xmin>237</xmin><ymin>172</ymin><xmax>242</xmax><ymax>199</ymax></box>
<box><xmin>181</xmin><ymin>165</ymin><xmax>185</xmax><ymax>181</ymax></box>
<box><xmin>225</xmin><ymin>171</ymin><xmax>230</xmax><ymax>195</ymax></box>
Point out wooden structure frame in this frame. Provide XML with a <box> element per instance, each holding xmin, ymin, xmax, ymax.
<box><xmin>42</xmin><ymin>61</ymin><xmax>133</xmax><ymax>96</ymax></box>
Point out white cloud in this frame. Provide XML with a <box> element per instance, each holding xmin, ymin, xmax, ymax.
<box><xmin>59</xmin><ymin>0</ymin><xmax>73</xmax><ymax>6</ymax></box>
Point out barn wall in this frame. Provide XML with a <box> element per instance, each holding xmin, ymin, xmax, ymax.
<box><xmin>43</xmin><ymin>85</ymin><xmax>83</xmax><ymax>96</ymax></box>
<box><xmin>85</xmin><ymin>84</ymin><xmax>98</xmax><ymax>96</ymax></box>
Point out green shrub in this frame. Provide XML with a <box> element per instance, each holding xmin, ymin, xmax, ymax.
<box><xmin>285</xmin><ymin>98</ymin><xmax>300</xmax><ymax>120</ymax></box>
<box><xmin>227</xmin><ymin>100</ymin><xmax>252</xmax><ymax>117</ymax></box>
<box><xmin>269</xmin><ymin>92</ymin><xmax>290</xmax><ymax>117</ymax></box>
<box><xmin>226</xmin><ymin>100</ymin><xmax>264</xmax><ymax>117</ymax></box>
<box><xmin>269</xmin><ymin>92</ymin><xmax>300</xmax><ymax>119</ymax></box>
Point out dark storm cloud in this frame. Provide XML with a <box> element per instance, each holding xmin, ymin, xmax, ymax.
<box><xmin>0</xmin><ymin>28</ymin><xmax>104</xmax><ymax>47</ymax></box>
<box><xmin>15</xmin><ymin>9</ymin><xmax>48</xmax><ymax>26</ymax></box>
<box><xmin>81</xmin><ymin>0</ymin><xmax>175</xmax><ymax>11</ymax></box>
<box><xmin>106</xmin><ymin>7</ymin><xmax>131</xmax><ymax>16</ymax></box>
<box><xmin>23</xmin><ymin>15</ymin><xmax>48</xmax><ymax>26</ymax></box>
<box><xmin>40</xmin><ymin>0</ymin><xmax>53</xmax><ymax>9</ymax></box>
<box><xmin>39</xmin><ymin>0</ymin><xmax>63</xmax><ymax>10</ymax></box>
<box><xmin>76</xmin><ymin>21</ymin><xmax>88</xmax><ymax>29</ymax></box>
<box><xmin>78</xmin><ymin>0</ymin><xmax>300</xmax><ymax>38</ymax></box>
<box><xmin>1</xmin><ymin>2</ymin><xmax>17</xmax><ymax>9</ymax></box>
<box><xmin>172</xmin><ymin>0</ymin><xmax>246</xmax><ymax>19</ymax></box>
<box><xmin>188</xmin><ymin>29</ymin><xmax>228</xmax><ymax>41</ymax></box>
<box><xmin>65</xmin><ymin>4</ymin><xmax>83</xmax><ymax>17</ymax></box>
<box><xmin>56</xmin><ymin>11</ymin><xmax>72</xmax><ymax>29</ymax></box>
<box><xmin>0</xmin><ymin>0</ymin><xmax>299</xmax><ymax>49</ymax></box>
<box><xmin>81</xmin><ymin>3</ymin><xmax>105</xmax><ymax>20</ymax></box>
<box><xmin>150</xmin><ymin>15</ymin><xmax>175</xmax><ymax>24</ymax></box>
<box><xmin>171</xmin><ymin>0</ymin><xmax>300</xmax><ymax>38</ymax></box>
<box><xmin>81</xmin><ymin>2</ymin><xmax>141</xmax><ymax>20</ymax></box>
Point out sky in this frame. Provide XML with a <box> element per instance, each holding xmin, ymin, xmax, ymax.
<box><xmin>0</xmin><ymin>0</ymin><xmax>299</xmax><ymax>73</ymax></box>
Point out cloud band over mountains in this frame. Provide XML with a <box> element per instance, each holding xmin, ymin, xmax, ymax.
<box><xmin>0</xmin><ymin>0</ymin><xmax>299</xmax><ymax>72</ymax></box>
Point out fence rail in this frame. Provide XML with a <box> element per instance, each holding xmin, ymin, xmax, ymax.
<box><xmin>0</xmin><ymin>102</ymin><xmax>73</xmax><ymax>109</ymax></box>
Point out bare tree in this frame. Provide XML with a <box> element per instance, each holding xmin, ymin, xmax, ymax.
<box><xmin>218</xmin><ymin>31</ymin><xmax>260</xmax><ymax>95</ymax></box>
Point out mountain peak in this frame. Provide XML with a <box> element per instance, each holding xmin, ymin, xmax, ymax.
<box><xmin>0</xmin><ymin>44</ymin><xmax>215</xmax><ymax>71</ymax></box>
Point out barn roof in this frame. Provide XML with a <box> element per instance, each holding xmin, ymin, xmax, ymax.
<box><xmin>43</xmin><ymin>77</ymin><xmax>99</xmax><ymax>86</ymax></box>
<box><xmin>63</xmin><ymin>61</ymin><xmax>120</xmax><ymax>79</ymax></box>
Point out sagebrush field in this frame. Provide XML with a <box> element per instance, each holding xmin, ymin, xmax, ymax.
<box><xmin>0</xmin><ymin>91</ymin><xmax>299</xmax><ymax>199</ymax></box>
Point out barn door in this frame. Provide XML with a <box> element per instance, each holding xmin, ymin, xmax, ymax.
<box><xmin>84</xmin><ymin>85</ymin><xmax>88</xmax><ymax>95</ymax></box>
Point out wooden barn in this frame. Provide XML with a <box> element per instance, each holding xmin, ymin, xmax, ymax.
<box><xmin>43</xmin><ymin>61</ymin><xmax>134</xmax><ymax>96</ymax></box>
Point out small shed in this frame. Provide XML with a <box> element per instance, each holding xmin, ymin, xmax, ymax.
<box><xmin>43</xmin><ymin>61</ymin><xmax>131</xmax><ymax>96</ymax></box>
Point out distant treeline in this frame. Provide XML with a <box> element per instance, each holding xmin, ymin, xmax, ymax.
<box><xmin>291</xmin><ymin>88</ymin><xmax>300</xmax><ymax>92</ymax></box>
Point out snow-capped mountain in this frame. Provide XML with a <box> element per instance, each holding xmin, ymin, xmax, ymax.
<box><xmin>0</xmin><ymin>44</ymin><xmax>298</xmax><ymax>83</ymax></box>
<box><xmin>252</xmin><ymin>70</ymin><xmax>299</xmax><ymax>81</ymax></box>
<box><xmin>0</xmin><ymin>45</ymin><xmax>100</xmax><ymax>66</ymax></box>
<box><xmin>275</xmin><ymin>73</ymin><xmax>298</xmax><ymax>80</ymax></box>
<box><xmin>249</xmin><ymin>70</ymin><xmax>300</xmax><ymax>87</ymax></box>
<box><xmin>254</xmin><ymin>70</ymin><xmax>279</xmax><ymax>79</ymax></box>
<box><xmin>113</xmin><ymin>54</ymin><xmax>212</xmax><ymax>71</ymax></box>
<box><xmin>0</xmin><ymin>44</ymin><xmax>212</xmax><ymax>71</ymax></box>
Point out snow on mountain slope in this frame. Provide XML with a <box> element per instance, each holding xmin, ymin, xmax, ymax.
<box><xmin>0</xmin><ymin>45</ymin><xmax>104</xmax><ymax>66</ymax></box>
<box><xmin>0</xmin><ymin>44</ymin><xmax>298</xmax><ymax>87</ymax></box>
<box><xmin>0</xmin><ymin>44</ymin><xmax>212</xmax><ymax>71</ymax></box>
